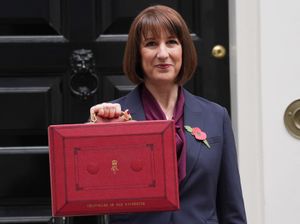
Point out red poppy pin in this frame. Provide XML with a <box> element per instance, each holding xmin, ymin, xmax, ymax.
<box><xmin>184</xmin><ymin>125</ymin><xmax>211</xmax><ymax>149</ymax></box>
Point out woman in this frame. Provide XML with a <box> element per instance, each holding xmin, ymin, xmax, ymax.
<box><xmin>90</xmin><ymin>5</ymin><xmax>247</xmax><ymax>224</ymax></box>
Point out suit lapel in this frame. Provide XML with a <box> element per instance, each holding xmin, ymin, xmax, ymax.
<box><xmin>121</xmin><ymin>86</ymin><xmax>146</xmax><ymax>121</ymax></box>
<box><xmin>182</xmin><ymin>89</ymin><xmax>204</xmax><ymax>183</ymax></box>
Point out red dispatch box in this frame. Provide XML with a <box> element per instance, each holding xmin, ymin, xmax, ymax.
<box><xmin>48</xmin><ymin>120</ymin><xmax>179</xmax><ymax>217</ymax></box>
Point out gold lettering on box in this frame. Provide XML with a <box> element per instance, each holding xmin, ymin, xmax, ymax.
<box><xmin>124</xmin><ymin>201</ymin><xmax>146</xmax><ymax>207</ymax></box>
<box><xmin>116</xmin><ymin>203</ymin><xmax>123</xmax><ymax>207</ymax></box>
<box><xmin>86</xmin><ymin>201</ymin><xmax>146</xmax><ymax>208</ymax></box>
<box><xmin>86</xmin><ymin>203</ymin><xmax>109</xmax><ymax>208</ymax></box>
<box><xmin>111</xmin><ymin>160</ymin><xmax>119</xmax><ymax>174</ymax></box>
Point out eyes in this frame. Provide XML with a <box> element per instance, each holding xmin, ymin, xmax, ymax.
<box><xmin>143</xmin><ymin>38</ymin><xmax>180</xmax><ymax>48</ymax></box>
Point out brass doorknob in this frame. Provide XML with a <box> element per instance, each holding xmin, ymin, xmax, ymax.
<box><xmin>212</xmin><ymin>45</ymin><xmax>226</xmax><ymax>59</ymax></box>
<box><xmin>284</xmin><ymin>99</ymin><xmax>300</xmax><ymax>139</ymax></box>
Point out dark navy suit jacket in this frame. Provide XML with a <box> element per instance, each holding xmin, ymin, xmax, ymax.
<box><xmin>110</xmin><ymin>86</ymin><xmax>247</xmax><ymax>224</ymax></box>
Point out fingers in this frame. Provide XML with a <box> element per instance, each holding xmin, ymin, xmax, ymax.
<box><xmin>120</xmin><ymin>109</ymin><xmax>132</xmax><ymax>121</ymax></box>
<box><xmin>90</xmin><ymin>103</ymin><xmax>122</xmax><ymax>122</ymax></box>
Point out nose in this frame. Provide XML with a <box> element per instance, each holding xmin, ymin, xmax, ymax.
<box><xmin>157</xmin><ymin>44</ymin><xmax>169</xmax><ymax>60</ymax></box>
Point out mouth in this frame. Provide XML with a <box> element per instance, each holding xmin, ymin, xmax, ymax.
<box><xmin>155</xmin><ymin>64</ymin><xmax>172</xmax><ymax>69</ymax></box>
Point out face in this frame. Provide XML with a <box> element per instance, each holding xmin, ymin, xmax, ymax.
<box><xmin>140</xmin><ymin>31</ymin><xmax>182</xmax><ymax>85</ymax></box>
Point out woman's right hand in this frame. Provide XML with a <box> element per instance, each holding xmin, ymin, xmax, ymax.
<box><xmin>89</xmin><ymin>103</ymin><xmax>127</xmax><ymax>123</ymax></box>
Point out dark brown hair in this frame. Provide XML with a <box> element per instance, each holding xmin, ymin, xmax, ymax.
<box><xmin>123</xmin><ymin>5</ymin><xmax>198</xmax><ymax>85</ymax></box>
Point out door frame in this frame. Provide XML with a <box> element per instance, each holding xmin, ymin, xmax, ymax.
<box><xmin>229</xmin><ymin>0</ymin><xmax>264</xmax><ymax>223</ymax></box>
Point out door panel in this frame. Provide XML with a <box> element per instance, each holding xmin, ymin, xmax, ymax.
<box><xmin>0</xmin><ymin>0</ymin><xmax>59</xmax><ymax>36</ymax></box>
<box><xmin>0</xmin><ymin>147</ymin><xmax>51</xmax><ymax>223</ymax></box>
<box><xmin>0</xmin><ymin>0</ymin><xmax>229</xmax><ymax>223</ymax></box>
<box><xmin>0</xmin><ymin>77</ymin><xmax>62</xmax><ymax>146</ymax></box>
<box><xmin>102</xmin><ymin>75</ymin><xmax>136</xmax><ymax>102</ymax></box>
<box><xmin>0</xmin><ymin>77</ymin><xmax>62</xmax><ymax>130</ymax></box>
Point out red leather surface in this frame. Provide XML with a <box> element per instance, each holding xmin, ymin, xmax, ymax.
<box><xmin>48</xmin><ymin>120</ymin><xmax>179</xmax><ymax>217</ymax></box>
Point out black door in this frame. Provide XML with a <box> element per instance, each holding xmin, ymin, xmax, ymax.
<box><xmin>0</xmin><ymin>0</ymin><xmax>229</xmax><ymax>223</ymax></box>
